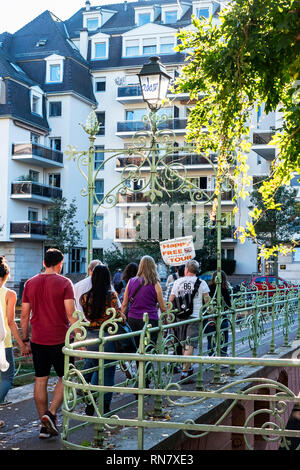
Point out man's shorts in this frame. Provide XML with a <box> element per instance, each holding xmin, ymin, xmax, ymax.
<box><xmin>31</xmin><ymin>343</ymin><xmax>65</xmax><ymax>378</ymax></box>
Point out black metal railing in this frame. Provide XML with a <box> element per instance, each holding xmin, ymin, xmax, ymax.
<box><xmin>117</xmin><ymin>85</ymin><xmax>142</xmax><ymax>98</ymax></box>
<box><xmin>117</xmin><ymin>118</ymin><xmax>188</xmax><ymax>133</ymax></box>
<box><xmin>253</xmin><ymin>131</ymin><xmax>274</xmax><ymax>145</ymax></box>
<box><xmin>116</xmin><ymin>153</ymin><xmax>217</xmax><ymax>168</ymax></box>
<box><xmin>11</xmin><ymin>182</ymin><xmax>63</xmax><ymax>200</ymax></box>
<box><xmin>12</xmin><ymin>143</ymin><xmax>63</xmax><ymax>164</ymax></box>
<box><xmin>10</xmin><ymin>221</ymin><xmax>48</xmax><ymax>237</ymax></box>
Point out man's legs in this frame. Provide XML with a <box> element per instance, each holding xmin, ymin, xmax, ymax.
<box><xmin>182</xmin><ymin>345</ymin><xmax>194</xmax><ymax>373</ymax></box>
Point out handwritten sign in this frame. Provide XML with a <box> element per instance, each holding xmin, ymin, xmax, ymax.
<box><xmin>160</xmin><ymin>236</ymin><xmax>196</xmax><ymax>267</ymax></box>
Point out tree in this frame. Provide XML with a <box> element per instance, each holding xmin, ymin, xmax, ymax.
<box><xmin>249</xmin><ymin>176</ymin><xmax>300</xmax><ymax>276</ymax></box>
<box><xmin>175</xmin><ymin>0</ymin><xmax>300</xmax><ymax>258</ymax></box>
<box><xmin>45</xmin><ymin>197</ymin><xmax>82</xmax><ymax>254</ymax></box>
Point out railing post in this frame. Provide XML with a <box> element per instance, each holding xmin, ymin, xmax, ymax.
<box><xmin>229</xmin><ymin>308</ymin><xmax>236</xmax><ymax>376</ymax></box>
<box><xmin>153</xmin><ymin>317</ymin><xmax>164</xmax><ymax>417</ymax></box>
<box><xmin>297</xmin><ymin>288</ymin><xmax>300</xmax><ymax>340</ymax></box>
<box><xmin>196</xmin><ymin>309</ymin><xmax>204</xmax><ymax>390</ymax></box>
<box><xmin>283</xmin><ymin>288</ymin><xmax>290</xmax><ymax>347</ymax></box>
<box><xmin>94</xmin><ymin>333</ymin><xmax>105</xmax><ymax>448</ymax></box>
<box><xmin>252</xmin><ymin>293</ymin><xmax>259</xmax><ymax>358</ymax></box>
<box><xmin>269</xmin><ymin>291</ymin><xmax>276</xmax><ymax>354</ymax></box>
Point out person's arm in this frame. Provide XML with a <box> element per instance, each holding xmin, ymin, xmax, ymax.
<box><xmin>155</xmin><ymin>283</ymin><xmax>166</xmax><ymax>313</ymax></box>
<box><xmin>20</xmin><ymin>302</ymin><xmax>32</xmax><ymax>353</ymax></box>
<box><xmin>120</xmin><ymin>283</ymin><xmax>129</xmax><ymax>315</ymax></box>
<box><xmin>6</xmin><ymin>290</ymin><xmax>29</xmax><ymax>356</ymax></box>
<box><xmin>111</xmin><ymin>292</ymin><xmax>126</xmax><ymax>323</ymax></box>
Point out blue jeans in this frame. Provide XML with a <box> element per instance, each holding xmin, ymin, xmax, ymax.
<box><xmin>83</xmin><ymin>330</ymin><xmax>116</xmax><ymax>406</ymax></box>
<box><xmin>0</xmin><ymin>348</ymin><xmax>15</xmax><ymax>403</ymax></box>
<box><xmin>205</xmin><ymin>318</ymin><xmax>229</xmax><ymax>357</ymax></box>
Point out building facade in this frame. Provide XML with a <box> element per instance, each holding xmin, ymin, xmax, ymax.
<box><xmin>0</xmin><ymin>0</ymin><xmax>298</xmax><ymax>289</ymax></box>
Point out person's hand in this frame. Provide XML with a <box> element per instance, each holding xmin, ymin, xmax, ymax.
<box><xmin>120</xmin><ymin>312</ymin><xmax>127</xmax><ymax>324</ymax></box>
<box><xmin>21</xmin><ymin>342</ymin><xmax>31</xmax><ymax>357</ymax></box>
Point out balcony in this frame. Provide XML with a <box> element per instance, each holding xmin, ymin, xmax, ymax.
<box><xmin>115</xmin><ymin>228</ymin><xmax>137</xmax><ymax>242</ymax></box>
<box><xmin>116</xmin><ymin>118</ymin><xmax>188</xmax><ymax>138</ymax></box>
<box><xmin>252</xmin><ymin>130</ymin><xmax>276</xmax><ymax>160</ymax></box>
<box><xmin>116</xmin><ymin>153</ymin><xmax>218</xmax><ymax>171</ymax></box>
<box><xmin>12</xmin><ymin>143</ymin><xmax>64</xmax><ymax>168</ymax></box>
<box><xmin>11</xmin><ymin>181</ymin><xmax>63</xmax><ymax>204</ymax></box>
<box><xmin>10</xmin><ymin>221</ymin><xmax>48</xmax><ymax>240</ymax></box>
<box><xmin>117</xmin><ymin>193</ymin><xmax>151</xmax><ymax>205</ymax></box>
<box><xmin>116</xmin><ymin>85</ymin><xmax>192</xmax><ymax>105</ymax></box>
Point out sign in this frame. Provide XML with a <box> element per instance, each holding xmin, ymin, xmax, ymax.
<box><xmin>160</xmin><ymin>236</ymin><xmax>196</xmax><ymax>267</ymax></box>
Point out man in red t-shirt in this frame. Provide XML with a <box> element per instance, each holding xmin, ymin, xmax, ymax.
<box><xmin>21</xmin><ymin>248</ymin><xmax>77</xmax><ymax>439</ymax></box>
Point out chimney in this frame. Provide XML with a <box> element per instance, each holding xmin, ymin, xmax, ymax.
<box><xmin>80</xmin><ymin>28</ymin><xmax>89</xmax><ymax>60</ymax></box>
<box><xmin>85</xmin><ymin>0</ymin><xmax>91</xmax><ymax>11</ymax></box>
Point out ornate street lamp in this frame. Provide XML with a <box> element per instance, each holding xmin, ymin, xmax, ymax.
<box><xmin>137</xmin><ymin>56</ymin><xmax>172</xmax><ymax>111</ymax></box>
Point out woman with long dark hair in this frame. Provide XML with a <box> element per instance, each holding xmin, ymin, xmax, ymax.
<box><xmin>80</xmin><ymin>264</ymin><xmax>126</xmax><ymax>414</ymax></box>
<box><xmin>206</xmin><ymin>270</ymin><xmax>231</xmax><ymax>356</ymax></box>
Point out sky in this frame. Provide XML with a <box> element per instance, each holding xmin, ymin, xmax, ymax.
<box><xmin>0</xmin><ymin>0</ymin><xmax>130</xmax><ymax>34</ymax></box>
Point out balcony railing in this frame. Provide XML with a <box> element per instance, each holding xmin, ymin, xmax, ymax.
<box><xmin>10</xmin><ymin>221</ymin><xmax>48</xmax><ymax>238</ymax></box>
<box><xmin>11</xmin><ymin>181</ymin><xmax>63</xmax><ymax>201</ymax></box>
<box><xmin>115</xmin><ymin>228</ymin><xmax>137</xmax><ymax>240</ymax></box>
<box><xmin>116</xmin><ymin>153</ymin><xmax>218</xmax><ymax>169</ymax></box>
<box><xmin>117</xmin><ymin>193</ymin><xmax>151</xmax><ymax>204</ymax></box>
<box><xmin>117</xmin><ymin>118</ymin><xmax>188</xmax><ymax>134</ymax></box>
<box><xmin>12</xmin><ymin>143</ymin><xmax>63</xmax><ymax>166</ymax></box>
<box><xmin>117</xmin><ymin>85</ymin><xmax>142</xmax><ymax>98</ymax></box>
<box><xmin>253</xmin><ymin>131</ymin><xmax>274</xmax><ymax>145</ymax></box>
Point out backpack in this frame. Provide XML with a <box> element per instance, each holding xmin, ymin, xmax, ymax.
<box><xmin>172</xmin><ymin>278</ymin><xmax>201</xmax><ymax>320</ymax></box>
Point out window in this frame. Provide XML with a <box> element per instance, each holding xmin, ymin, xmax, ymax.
<box><xmin>227</xmin><ymin>249</ymin><xmax>235</xmax><ymax>260</ymax></box>
<box><xmin>31</xmin><ymin>93</ymin><xmax>43</xmax><ymax>115</ymax></box>
<box><xmin>125</xmin><ymin>40</ymin><xmax>139</xmax><ymax>57</ymax></box>
<box><xmin>294</xmin><ymin>248</ymin><xmax>300</xmax><ymax>263</ymax></box>
<box><xmin>126</xmin><ymin>109</ymin><xmax>147</xmax><ymax>121</ymax></box>
<box><xmin>95</xmin><ymin>146</ymin><xmax>105</xmax><ymax>171</ymax></box>
<box><xmin>50</xmin><ymin>138</ymin><xmax>62</xmax><ymax>152</ymax></box>
<box><xmin>164</xmin><ymin>10</ymin><xmax>178</xmax><ymax>23</ymax></box>
<box><xmin>143</xmin><ymin>38</ymin><xmax>156</xmax><ymax>55</ymax></box>
<box><xmin>95</xmin><ymin>78</ymin><xmax>106</xmax><ymax>92</ymax></box>
<box><xmin>94</xmin><ymin>180</ymin><xmax>104</xmax><ymax>205</ymax></box>
<box><xmin>138</xmin><ymin>12</ymin><xmax>151</xmax><ymax>26</ymax></box>
<box><xmin>49</xmin><ymin>101</ymin><xmax>62</xmax><ymax>117</ymax></box>
<box><xmin>49</xmin><ymin>64</ymin><xmax>62</xmax><ymax>82</ymax></box>
<box><xmin>69</xmin><ymin>248</ymin><xmax>85</xmax><ymax>274</ymax></box>
<box><xmin>93</xmin><ymin>215</ymin><xmax>104</xmax><ymax>240</ymax></box>
<box><xmin>196</xmin><ymin>8</ymin><xmax>210</xmax><ymax>18</ymax></box>
<box><xmin>160</xmin><ymin>36</ymin><xmax>175</xmax><ymax>54</ymax></box>
<box><xmin>95</xmin><ymin>42</ymin><xmax>107</xmax><ymax>59</ymax></box>
<box><xmin>255</xmin><ymin>277</ymin><xmax>267</xmax><ymax>283</ymax></box>
<box><xmin>28</xmin><ymin>208</ymin><xmax>38</xmax><ymax>222</ymax></box>
<box><xmin>29</xmin><ymin>170</ymin><xmax>39</xmax><ymax>182</ymax></box>
<box><xmin>31</xmin><ymin>133</ymin><xmax>40</xmax><ymax>144</ymax></box>
<box><xmin>96</xmin><ymin>112</ymin><xmax>105</xmax><ymax>135</ymax></box>
<box><xmin>45</xmin><ymin>55</ymin><xmax>64</xmax><ymax>84</ymax></box>
<box><xmin>87</xmin><ymin>18</ymin><xmax>99</xmax><ymax>31</ymax></box>
<box><xmin>48</xmin><ymin>173</ymin><xmax>61</xmax><ymax>188</ymax></box>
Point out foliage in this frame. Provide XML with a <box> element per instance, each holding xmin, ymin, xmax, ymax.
<box><xmin>175</xmin><ymin>0</ymin><xmax>300</xmax><ymax>258</ymax></box>
<box><xmin>199</xmin><ymin>257</ymin><xmax>237</xmax><ymax>276</ymax></box>
<box><xmin>249</xmin><ymin>176</ymin><xmax>300</xmax><ymax>258</ymax></box>
<box><xmin>103</xmin><ymin>241</ymin><xmax>161</xmax><ymax>275</ymax></box>
<box><xmin>45</xmin><ymin>197</ymin><xmax>82</xmax><ymax>254</ymax></box>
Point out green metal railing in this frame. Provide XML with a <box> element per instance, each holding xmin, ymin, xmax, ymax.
<box><xmin>62</xmin><ymin>285</ymin><xmax>300</xmax><ymax>450</ymax></box>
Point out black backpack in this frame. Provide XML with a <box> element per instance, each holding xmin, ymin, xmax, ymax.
<box><xmin>172</xmin><ymin>278</ymin><xmax>201</xmax><ymax>320</ymax></box>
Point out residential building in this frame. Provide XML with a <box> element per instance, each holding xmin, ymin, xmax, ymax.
<box><xmin>0</xmin><ymin>0</ymin><xmax>298</xmax><ymax>289</ymax></box>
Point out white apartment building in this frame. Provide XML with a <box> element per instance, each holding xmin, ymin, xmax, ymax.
<box><xmin>0</xmin><ymin>0</ymin><xmax>298</xmax><ymax>290</ymax></box>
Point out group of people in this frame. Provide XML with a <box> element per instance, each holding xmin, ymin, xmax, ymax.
<box><xmin>0</xmin><ymin>248</ymin><xmax>232</xmax><ymax>440</ymax></box>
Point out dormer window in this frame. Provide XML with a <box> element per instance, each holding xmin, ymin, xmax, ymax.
<box><xmin>123</xmin><ymin>30</ymin><xmax>176</xmax><ymax>57</ymax></box>
<box><xmin>138</xmin><ymin>12</ymin><xmax>151</xmax><ymax>26</ymax></box>
<box><xmin>30</xmin><ymin>86</ymin><xmax>43</xmax><ymax>116</ymax></box>
<box><xmin>196</xmin><ymin>7</ymin><xmax>210</xmax><ymax>18</ymax></box>
<box><xmin>164</xmin><ymin>10</ymin><xmax>178</xmax><ymax>23</ymax></box>
<box><xmin>45</xmin><ymin>54</ymin><xmax>64</xmax><ymax>83</ymax></box>
<box><xmin>91</xmin><ymin>33</ymin><xmax>109</xmax><ymax>60</ymax></box>
<box><xmin>36</xmin><ymin>39</ymin><xmax>48</xmax><ymax>47</ymax></box>
<box><xmin>86</xmin><ymin>18</ymin><xmax>99</xmax><ymax>31</ymax></box>
<box><xmin>192</xmin><ymin>1</ymin><xmax>220</xmax><ymax>20</ymax></box>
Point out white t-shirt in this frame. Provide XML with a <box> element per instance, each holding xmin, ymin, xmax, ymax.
<box><xmin>171</xmin><ymin>276</ymin><xmax>210</xmax><ymax>318</ymax></box>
